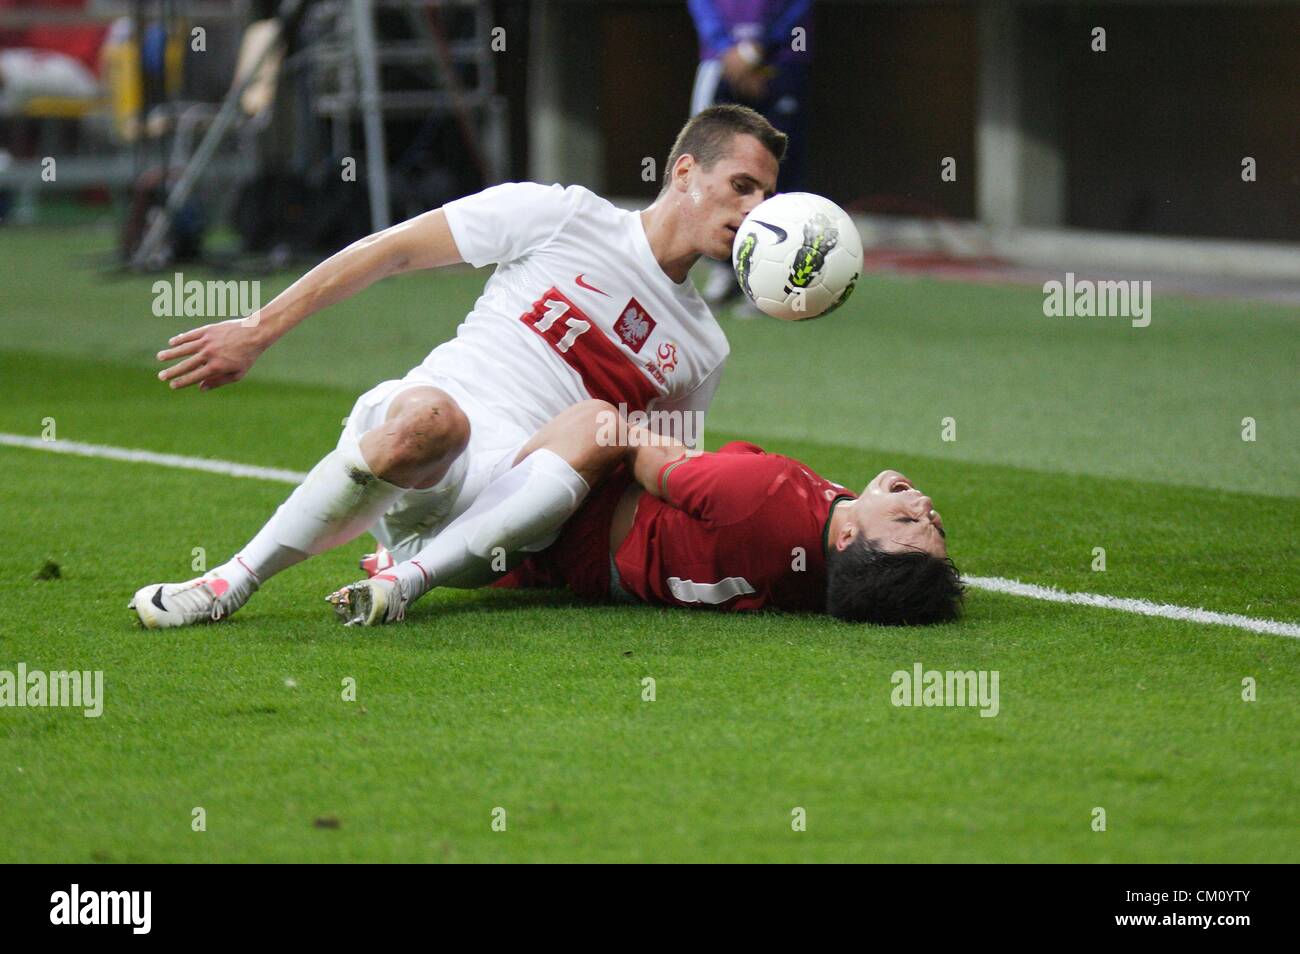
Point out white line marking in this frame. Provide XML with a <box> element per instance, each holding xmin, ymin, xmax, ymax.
<box><xmin>0</xmin><ymin>434</ymin><xmax>308</xmax><ymax>484</ymax></box>
<box><xmin>3</xmin><ymin>433</ymin><xmax>1297</xmax><ymax>639</ymax></box>
<box><xmin>964</xmin><ymin>575</ymin><xmax>1300</xmax><ymax>639</ymax></box>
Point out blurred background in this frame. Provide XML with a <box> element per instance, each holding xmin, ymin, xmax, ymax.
<box><xmin>1</xmin><ymin>0</ymin><xmax>1297</xmax><ymax>284</ymax></box>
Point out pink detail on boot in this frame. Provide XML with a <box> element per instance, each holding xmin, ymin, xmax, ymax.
<box><xmin>360</xmin><ymin>545</ymin><xmax>394</xmax><ymax>578</ymax></box>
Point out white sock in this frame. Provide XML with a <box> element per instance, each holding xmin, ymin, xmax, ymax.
<box><xmin>390</xmin><ymin>449</ymin><xmax>589</xmax><ymax>599</ymax></box>
<box><xmin>213</xmin><ymin>443</ymin><xmax>409</xmax><ymax>598</ymax></box>
<box><xmin>207</xmin><ymin>504</ymin><xmax>305</xmax><ymax>604</ymax></box>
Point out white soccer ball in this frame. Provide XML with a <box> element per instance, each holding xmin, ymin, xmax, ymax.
<box><xmin>731</xmin><ymin>192</ymin><xmax>863</xmax><ymax>321</ymax></box>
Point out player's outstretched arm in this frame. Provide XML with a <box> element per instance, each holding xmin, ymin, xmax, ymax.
<box><xmin>156</xmin><ymin>209</ymin><xmax>465</xmax><ymax>392</ymax></box>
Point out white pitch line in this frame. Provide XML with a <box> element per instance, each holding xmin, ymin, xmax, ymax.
<box><xmin>964</xmin><ymin>576</ymin><xmax>1300</xmax><ymax>639</ymax></box>
<box><xmin>0</xmin><ymin>434</ymin><xmax>308</xmax><ymax>484</ymax></box>
<box><xmin>3</xmin><ymin>432</ymin><xmax>1298</xmax><ymax>640</ymax></box>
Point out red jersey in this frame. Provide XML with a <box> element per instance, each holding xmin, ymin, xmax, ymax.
<box><xmin>499</xmin><ymin>442</ymin><xmax>855</xmax><ymax>612</ymax></box>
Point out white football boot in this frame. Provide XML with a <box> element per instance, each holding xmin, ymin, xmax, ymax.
<box><xmin>325</xmin><ymin>573</ymin><xmax>410</xmax><ymax>626</ymax></box>
<box><xmin>129</xmin><ymin>574</ymin><xmax>255</xmax><ymax>629</ymax></box>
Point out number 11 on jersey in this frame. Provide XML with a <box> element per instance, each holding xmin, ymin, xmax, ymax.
<box><xmin>518</xmin><ymin>285</ymin><xmax>663</xmax><ymax>412</ymax></box>
<box><xmin>522</xmin><ymin>289</ymin><xmax>592</xmax><ymax>354</ymax></box>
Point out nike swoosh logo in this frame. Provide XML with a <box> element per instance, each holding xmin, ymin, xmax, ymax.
<box><xmin>575</xmin><ymin>274</ymin><xmax>609</xmax><ymax>296</ymax></box>
<box><xmin>753</xmin><ymin>219</ymin><xmax>788</xmax><ymax>243</ymax></box>
<box><xmin>151</xmin><ymin>586</ymin><xmax>168</xmax><ymax>611</ymax></box>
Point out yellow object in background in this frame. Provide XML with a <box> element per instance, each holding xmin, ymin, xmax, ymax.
<box><xmin>99</xmin><ymin>17</ymin><xmax>189</xmax><ymax>142</ymax></box>
<box><xmin>101</xmin><ymin>21</ymin><xmax>142</xmax><ymax>141</ymax></box>
<box><xmin>165</xmin><ymin>26</ymin><xmax>186</xmax><ymax>99</ymax></box>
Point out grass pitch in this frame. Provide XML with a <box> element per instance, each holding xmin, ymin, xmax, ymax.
<box><xmin>0</xmin><ymin>226</ymin><xmax>1296</xmax><ymax>862</ymax></box>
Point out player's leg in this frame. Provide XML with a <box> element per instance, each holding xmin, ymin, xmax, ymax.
<box><xmin>355</xmin><ymin>387</ymin><xmax>470</xmax><ymax>489</ymax></box>
<box><xmin>328</xmin><ymin>400</ymin><xmax>623</xmax><ymax>625</ymax></box>
<box><xmin>131</xmin><ymin>384</ymin><xmax>469</xmax><ymax>628</ymax></box>
<box><xmin>508</xmin><ymin>398</ymin><xmax>629</xmax><ymax>488</ymax></box>
<box><xmin>354</xmin><ymin>392</ymin><xmax>611</xmax><ymax>591</ymax></box>
<box><xmin>231</xmin><ymin>385</ymin><xmax>468</xmax><ymax>569</ymax></box>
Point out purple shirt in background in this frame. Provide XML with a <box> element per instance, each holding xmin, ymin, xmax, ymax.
<box><xmin>687</xmin><ymin>0</ymin><xmax>813</xmax><ymax>66</ymax></box>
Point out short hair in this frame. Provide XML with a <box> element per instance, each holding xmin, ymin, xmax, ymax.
<box><xmin>661</xmin><ymin>104</ymin><xmax>787</xmax><ymax>193</ymax></box>
<box><xmin>825</xmin><ymin>536</ymin><xmax>965</xmax><ymax>626</ymax></box>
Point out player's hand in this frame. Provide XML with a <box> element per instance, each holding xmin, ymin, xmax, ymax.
<box><xmin>156</xmin><ymin>316</ymin><xmax>270</xmax><ymax>392</ymax></box>
<box><xmin>721</xmin><ymin>43</ymin><xmax>770</xmax><ymax>102</ymax></box>
<box><xmin>734</xmin><ymin>69</ymin><xmax>770</xmax><ymax>102</ymax></box>
<box><xmin>722</xmin><ymin>45</ymin><xmax>750</xmax><ymax>85</ymax></box>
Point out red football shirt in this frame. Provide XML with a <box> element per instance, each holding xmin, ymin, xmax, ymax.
<box><xmin>499</xmin><ymin>442</ymin><xmax>855</xmax><ymax>612</ymax></box>
<box><xmin>618</xmin><ymin>441</ymin><xmax>855</xmax><ymax>611</ymax></box>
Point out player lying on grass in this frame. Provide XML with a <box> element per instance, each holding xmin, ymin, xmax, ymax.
<box><xmin>131</xmin><ymin>105</ymin><xmax>786</xmax><ymax>628</ymax></box>
<box><xmin>348</xmin><ymin>400</ymin><xmax>964</xmax><ymax>625</ymax></box>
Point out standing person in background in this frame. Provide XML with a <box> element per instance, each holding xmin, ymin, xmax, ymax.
<box><xmin>688</xmin><ymin>0</ymin><xmax>812</xmax><ymax>309</ymax></box>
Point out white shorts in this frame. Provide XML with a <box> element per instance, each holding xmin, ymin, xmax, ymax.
<box><xmin>337</xmin><ymin>372</ymin><xmax>531</xmax><ymax>561</ymax></box>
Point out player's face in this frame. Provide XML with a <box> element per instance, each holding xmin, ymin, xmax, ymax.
<box><xmin>687</xmin><ymin>134</ymin><xmax>779</xmax><ymax>261</ymax></box>
<box><xmin>850</xmin><ymin>469</ymin><xmax>947</xmax><ymax>558</ymax></box>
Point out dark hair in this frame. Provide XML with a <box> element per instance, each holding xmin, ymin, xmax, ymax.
<box><xmin>825</xmin><ymin>536</ymin><xmax>965</xmax><ymax>626</ymax></box>
<box><xmin>661</xmin><ymin>104</ymin><xmax>787</xmax><ymax>193</ymax></box>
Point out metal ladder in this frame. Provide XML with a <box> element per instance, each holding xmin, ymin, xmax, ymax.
<box><xmin>299</xmin><ymin>0</ymin><xmax>508</xmax><ymax>226</ymax></box>
<box><xmin>132</xmin><ymin>0</ymin><xmax>506</xmax><ymax>269</ymax></box>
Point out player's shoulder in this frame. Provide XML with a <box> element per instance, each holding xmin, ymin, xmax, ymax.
<box><xmin>499</xmin><ymin>181</ymin><xmax>613</xmax><ymax>213</ymax></box>
<box><xmin>713</xmin><ymin>443</ymin><xmax>813</xmax><ymax>478</ymax></box>
<box><xmin>716</xmin><ymin>442</ymin><xmax>792</xmax><ymax>490</ymax></box>
<box><xmin>717</xmin><ymin>440</ymin><xmax>768</xmax><ymax>457</ymax></box>
<box><xmin>779</xmin><ymin>454</ymin><xmax>854</xmax><ymax>505</ymax></box>
<box><xmin>552</xmin><ymin>183</ymin><xmax>625</xmax><ymax>224</ymax></box>
<box><xmin>466</xmin><ymin>180</ymin><xmax>596</xmax><ymax>215</ymax></box>
<box><xmin>509</xmin><ymin>182</ymin><xmax>628</xmax><ymax>238</ymax></box>
<box><xmin>739</xmin><ymin>447</ymin><xmax>851</xmax><ymax>502</ymax></box>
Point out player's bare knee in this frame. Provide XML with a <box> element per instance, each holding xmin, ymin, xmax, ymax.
<box><xmin>368</xmin><ymin>393</ymin><xmax>469</xmax><ymax>483</ymax></box>
<box><xmin>397</xmin><ymin>397</ymin><xmax>469</xmax><ymax>459</ymax></box>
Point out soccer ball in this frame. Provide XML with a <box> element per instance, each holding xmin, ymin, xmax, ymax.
<box><xmin>731</xmin><ymin>192</ymin><xmax>863</xmax><ymax>321</ymax></box>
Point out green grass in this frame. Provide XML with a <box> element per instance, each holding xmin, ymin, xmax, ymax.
<box><xmin>0</xmin><ymin>226</ymin><xmax>1296</xmax><ymax>862</ymax></box>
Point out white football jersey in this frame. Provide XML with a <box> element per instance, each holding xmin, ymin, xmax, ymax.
<box><xmin>419</xmin><ymin>182</ymin><xmax>729</xmax><ymax>446</ymax></box>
